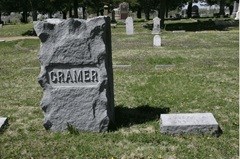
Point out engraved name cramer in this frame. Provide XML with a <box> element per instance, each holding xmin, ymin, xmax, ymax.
<box><xmin>48</xmin><ymin>68</ymin><xmax>99</xmax><ymax>86</ymax></box>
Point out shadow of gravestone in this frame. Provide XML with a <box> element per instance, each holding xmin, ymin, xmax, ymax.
<box><xmin>109</xmin><ymin>105</ymin><xmax>170</xmax><ymax>131</ymax></box>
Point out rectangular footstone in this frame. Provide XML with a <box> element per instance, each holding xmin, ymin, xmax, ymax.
<box><xmin>160</xmin><ymin>113</ymin><xmax>220</xmax><ymax>136</ymax></box>
<box><xmin>34</xmin><ymin>17</ymin><xmax>114</xmax><ymax>132</ymax></box>
<box><xmin>0</xmin><ymin>117</ymin><xmax>8</xmax><ymax>130</ymax></box>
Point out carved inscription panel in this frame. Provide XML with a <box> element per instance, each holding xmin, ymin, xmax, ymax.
<box><xmin>47</xmin><ymin>66</ymin><xmax>100</xmax><ymax>87</ymax></box>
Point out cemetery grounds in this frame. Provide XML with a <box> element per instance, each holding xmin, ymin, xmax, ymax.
<box><xmin>0</xmin><ymin>21</ymin><xmax>239</xmax><ymax>158</ymax></box>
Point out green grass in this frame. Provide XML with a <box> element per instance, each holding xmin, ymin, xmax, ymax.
<box><xmin>0</xmin><ymin>23</ymin><xmax>33</xmax><ymax>37</ymax></box>
<box><xmin>0</xmin><ymin>21</ymin><xmax>239</xmax><ymax>159</ymax></box>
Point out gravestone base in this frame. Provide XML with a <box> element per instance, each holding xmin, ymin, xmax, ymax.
<box><xmin>160</xmin><ymin>113</ymin><xmax>221</xmax><ymax>136</ymax></box>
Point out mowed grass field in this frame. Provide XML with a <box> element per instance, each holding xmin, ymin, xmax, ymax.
<box><xmin>0</xmin><ymin>21</ymin><xmax>239</xmax><ymax>158</ymax></box>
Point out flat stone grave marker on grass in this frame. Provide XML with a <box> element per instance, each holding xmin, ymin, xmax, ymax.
<box><xmin>0</xmin><ymin>117</ymin><xmax>8</xmax><ymax>131</ymax></box>
<box><xmin>160</xmin><ymin>113</ymin><xmax>221</xmax><ymax>136</ymax></box>
<box><xmin>152</xmin><ymin>17</ymin><xmax>160</xmax><ymax>34</ymax></box>
<box><xmin>155</xmin><ymin>64</ymin><xmax>175</xmax><ymax>70</ymax></box>
<box><xmin>126</xmin><ymin>17</ymin><xmax>134</xmax><ymax>35</ymax></box>
<box><xmin>153</xmin><ymin>35</ymin><xmax>161</xmax><ymax>47</ymax></box>
<box><xmin>113</xmin><ymin>64</ymin><xmax>131</xmax><ymax>69</ymax></box>
<box><xmin>34</xmin><ymin>17</ymin><xmax>115</xmax><ymax>132</ymax></box>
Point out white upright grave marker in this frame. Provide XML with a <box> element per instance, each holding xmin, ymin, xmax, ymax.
<box><xmin>152</xmin><ymin>17</ymin><xmax>161</xmax><ymax>34</ymax></box>
<box><xmin>126</xmin><ymin>17</ymin><xmax>134</xmax><ymax>35</ymax></box>
<box><xmin>235</xmin><ymin>2</ymin><xmax>240</xmax><ymax>20</ymax></box>
<box><xmin>232</xmin><ymin>1</ymin><xmax>238</xmax><ymax>18</ymax></box>
<box><xmin>153</xmin><ymin>35</ymin><xmax>161</xmax><ymax>47</ymax></box>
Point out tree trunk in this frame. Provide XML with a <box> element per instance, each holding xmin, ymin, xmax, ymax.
<box><xmin>219</xmin><ymin>0</ymin><xmax>225</xmax><ymax>16</ymax></box>
<box><xmin>22</xmin><ymin>10</ymin><xmax>28</xmax><ymax>23</ymax></box>
<box><xmin>69</xmin><ymin>7</ymin><xmax>73</xmax><ymax>17</ymax></box>
<box><xmin>159</xmin><ymin>0</ymin><xmax>166</xmax><ymax>28</ymax></box>
<box><xmin>137</xmin><ymin>6</ymin><xmax>142</xmax><ymax>19</ymax></box>
<box><xmin>0</xmin><ymin>11</ymin><xmax>2</xmax><ymax>23</ymax></box>
<box><xmin>32</xmin><ymin>10</ymin><xmax>37</xmax><ymax>21</ymax></box>
<box><xmin>73</xmin><ymin>0</ymin><xmax>78</xmax><ymax>18</ymax></box>
<box><xmin>63</xmin><ymin>11</ymin><xmax>67</xmax><ymax>19</ymax></box>
<box><xmin>145</xmin><ymin>8</ymin><xmax>150</xmax><ymax>20</ymax></box>
<box><xmin>165</xmin><ymin>6</ymin><xmax>169</xmax><ymax>18</ymax></box>
<box><xmin>187</xmin><ymin>2</ymin><xmax>192</xmax><ymax>18</ymax></box>
<box><xmin>82</xmin><ymin>6</ymin><xmax>86</xmax><ymax>19</ymax></box>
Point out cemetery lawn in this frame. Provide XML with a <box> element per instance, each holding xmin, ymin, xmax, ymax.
<box><xmin>0</xmin><ymin>22</ymin><xmax>239</xmax><ymax>159</ymax></box>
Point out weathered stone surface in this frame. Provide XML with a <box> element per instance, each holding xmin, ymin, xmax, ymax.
<box><xmin>153</xmin><ymin>35</ymin><xmax>161</xmax><ymax>47</ymax></box>
<box><xmin>0</xmin><ymin>117</ymin><xmax>8</xmax><ymax>130</ymax></box>
<box><xmin>126</xmin><ymin>17</ymin><xmax>134</xmax><ymax>35</ymax></box>
<box><xmin>34</xmin><ymin>17</ymin><xmax>114</xmax><ymax>132</ymax></box>
<box><xmin>152</xmin><ymin>17</ymin><xmax>160</xmax><ymax>34</ymax></box>
<box><xmin>160</xmin><ymin>113</ymin><xmax>221</xmax><ymax>135</ymax></box>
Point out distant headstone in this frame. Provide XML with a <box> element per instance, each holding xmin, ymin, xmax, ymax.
<box><xmin>0</xmin><ymin>117</ymin><xmax>8</xmax><ymax>131</ymax></box>
<box><xmin>192</xmin><ymin>5</ymin><xmax>199</xmax><ymax>17</ymax></box>
<box><xmin>119</xmin><ymin>2</ymin><xmax>129</xmax><ymax>20</ymax></box>
<box><xmin>153</xmin><ymin>35</ymin><xmax>161</xmax><ymax>47</ymax></box>
<box><xmin>0</xmin><ymin>24</ymin><xmax>2</xmax><ymax>28</ymax></box>
<box><xmin>232</xmin><ymin>1</ymin><xmax>238</xmax><ymax>18</ymax></box>
<box><xmin>34</xmin><ymin>17</ymin><xmax>115</xmax><ymax>132</ymax></box>
<box><xmin>160</xmin><ymin>113</ymin><xmax>221</xmax><ymax>136</ymax></box>
<box><xmin>104</xmin><ymin>5</ymin><xmax>109</xmax><ymax>16</ymax></box>
<box><xmin>126</xmin><ymin>17</ymin><xmax>134</xmax><ymax>35</ymax></box>
<box><xmin>235</xmin><ymin>2</ymin><xmax>240</xmax><ymax>20</ymax></box>
<box><xmin>152</xmin><ymin>17</ymin><xmax>161</xmax><ymax>34</ymax></box>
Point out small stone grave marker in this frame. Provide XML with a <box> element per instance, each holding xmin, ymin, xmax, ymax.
<box><xmin>155</xmin><ymin>64</ymin><xmax>175</xmax><ymax>70</ymax></box>
<box><xmin>160</xmin><ymin>113</ymin><xmax>221</xmax><ymax>136</ymax></box>
<box><xmin>0</xmin><ymin>117</ymin><xmax>8</xmax><ymax>131</ymax></box>
<box><xmin>113</xmin><ymin>64</ymin><xmax>131</xmax><ymax>69</ymax></box>
<box><xmin>152</xmin><ymin>17</ymin><xmax>161</xmax><ymax>34</ymax></box>
<box><xmin>34</xmin><ymin>17</ymin><xmax>115</xmax><ymax>132</ymax></box>
<box><xmin>153</xmin><ymin>35</ymin><xmax>161</xmax><ymax>47</ymax></box>
<box><xmin>126</xmin><ymin>17</ymin><xmax>134</xmax><ymax>35</ymax></box>
<box><xmin>235</xmin><ymin>2</ymin><xmax>240</xmax><ymax>20</ymax></box>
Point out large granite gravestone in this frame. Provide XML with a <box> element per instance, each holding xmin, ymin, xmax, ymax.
<box><xmin>160</xmin><ymin>113</ymin><xmax>221</xmax><ymax>136</ymax></box>
<box><xmin>152</xmin><ymin>17</ymin><xmax>161</xmax><ymax>34</ymax></box>
<box><xmin>126</xmin><ymin>17</ymin><xmax>134</xmax><ymax>35</ymax></box>
<box><xmin>34</xmin><ymin>17</ymin><xmax>115</xmax><ymax>132</ymax></box>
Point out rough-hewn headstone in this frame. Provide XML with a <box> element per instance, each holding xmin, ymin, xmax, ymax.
<box><xmin>152</xmin><ymin>17</ymin><xmax>160</xmax><ymax>34</ymax></box>
<box><xmin>153</xmin><ymin>35</ymin><xmax>161</xmax><ymax>47</ymax></box>
<box><xmin>0</xmin><ymin>117</ymin><xmax>8</xmax><ymax>130</ymax></box>
<box><xmin>126</xmin><ymin>17</ymin><xmax>134</xmax><ymax>35</ymax></box>
<box><xmin>160</xmin><ymin>113</ymin><xmax>220</xmax><ymax>135</ymax></box>
<box><xmin>34</xmin><ymin>17</ymin><xmax>115</xmax><ymax>132</ymax></box>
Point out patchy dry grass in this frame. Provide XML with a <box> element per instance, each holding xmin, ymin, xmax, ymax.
<box><xmin>0</xmin><ymin>21</ymin><xmax>239</xmax><ymax>159</ymax></box>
